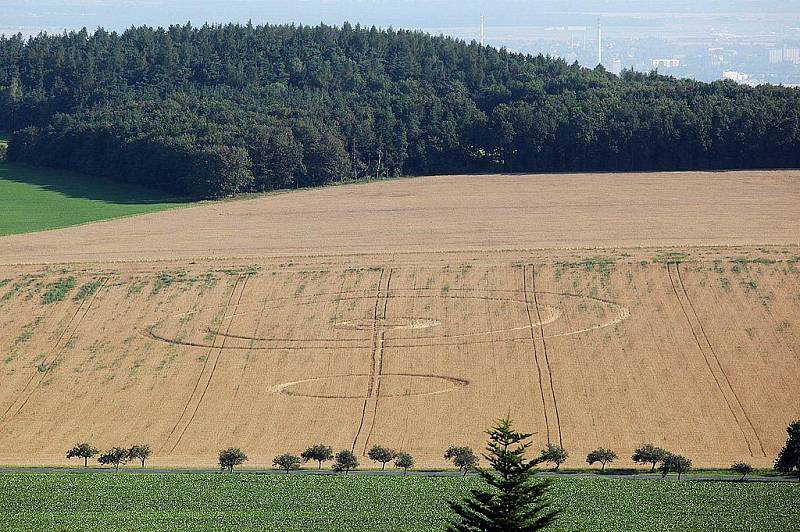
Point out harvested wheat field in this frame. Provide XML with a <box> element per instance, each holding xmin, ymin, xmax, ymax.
<box><xmin>0</xmin><ymin>171</ymin><xmax>798</xmax><ymax>469</ymax></box>
<box><xmin>0</xmin><ymin>170</ymin><xmax>798</xmax><ymax>264</ymax></box>
<box><xmin>0</xmin><ymin>250</ymin><xmax>798</xmax><ymax>469</ymax></box>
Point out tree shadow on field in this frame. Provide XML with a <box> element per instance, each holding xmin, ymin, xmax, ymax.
<box><xmin>0</xmin><ymin>161</ymin><xmax>191</xmax><ymax>205</ymax></box>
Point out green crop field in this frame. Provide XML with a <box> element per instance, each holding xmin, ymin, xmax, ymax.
<box><xmin>0</xmin><ymin>161</ymin><xmax>188</xmax><ymax>237</ymax></box>
<box><xmin>0</xmin><ymin>474</ymin><xmax>796</xmax><ymax>531</ymax></box>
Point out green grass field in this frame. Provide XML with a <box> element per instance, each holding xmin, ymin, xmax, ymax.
<box><xmin>0</xmin><ymin>474</ymin><xmax>796</xmax><ymax>531</ymax></box>
<box><xmin>0</xmin><ymin>161</ymin><xmax>188</xmax><ymax>237</ymax></box>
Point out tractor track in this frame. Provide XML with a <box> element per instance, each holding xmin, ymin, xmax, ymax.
<box><xmin>351</xmin><ymin>268</ymin><xmax>386</xmax><ymax>454</ymax></box>
<box><xmin>523</xmin><ymin>265</ymin><xmax>552</xmax><ymax>445</ymax></box>
<box><xmin>171</xmin><ymin>275</ymin><xmax>250</xmax><ymax>453</ymax></box>
<box><xmin>531</xmin><ymin>265</ymin><xmax>563</xmax><ymax>448</ymax></box>
<box><xmin>673</xmin><ymin>263</ymin><xmax>766</xmax><ymax>457</ymax></box>
<box><xmin>363</xmin><ymin>268</ymin><xmax>392</xmax><ymax>455</ymax></box>
<box><xmin>0</xmin><ymin>277</ymin><xmax>107</xmax><ymax>433</ymax></box>
<box><xmin>161</xmin><ymin>275</ymin><xmax>247</xmax><ymax>453</ymax></box>
<box><xmin>667</xmin><ymin>263</ymin><xmax>764</xmax><ymax>458</ymax></box>
<box><xmin>229</xmin><ymin>276</ymin><xmax>278</xmax><ymax>438</ymax></box>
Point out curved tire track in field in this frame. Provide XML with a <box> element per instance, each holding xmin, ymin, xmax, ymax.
<box><xmin>531</xmin><ymin>265</ymin><xmax>564</xmax><ymax>448</ymax></box>
<box><xmin>160</xmin><ymin>288</ymin><xmax>534</xmax><ymax>320</ymax></box>
<box><xmin>0</xmin><ymin>278</ymin><xmax>107</xmax><ymax>434</ymax></box>
<box><xmin>667</xmin><ymin>263</ymin><xmax>764</xmax><ymax>458</ymax></box>
<box><xmin>161</xmin><ymin>275</ymin><xmax>247</xmax><ymax>454</ymax></box>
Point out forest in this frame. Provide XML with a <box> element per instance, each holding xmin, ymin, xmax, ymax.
<box><xmin>0</xmin><ymin>22</ymin><xmax>798</xmax><ymax>198</ymax></box>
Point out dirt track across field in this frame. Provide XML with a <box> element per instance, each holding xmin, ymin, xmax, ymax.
<box><xmin>0</xmin><ymin>170</ymin><xmax>797</xmax><ymax>264</ymax></box>
<box><xmin>0</xmin><ymin>171</ymin><xmax>797</xmax><ymax>470</ymax></box>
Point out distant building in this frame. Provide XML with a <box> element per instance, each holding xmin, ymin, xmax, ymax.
<box><xmin>651</xmin><ymin>58</ymin><xmax>680</xmax><ymax>68</ymax></box>
<box><xmin>611</xmin><ymin>58</ymin><xmax>622</xmax><ymax>75</ymax></box>
<box><xmin>723</xmin><ymin>70</ymin><xmax>750</xmax><ymax>82</ymax></box>
<box><xmin>708</xmin><ymin>47</ymin><xmax>725</xmax><ymax>66</ymax></box>
<box><xmin>768</xmin><ymin>47</ymin><xmax>800</xmax><ymax>64</ymax></box>
<box><xmin>783</xmin><ymin>47</ymin><xmax>800</xmax><ymax>64</ymax></box>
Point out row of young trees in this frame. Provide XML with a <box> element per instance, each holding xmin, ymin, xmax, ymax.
<box><xmin>66</xmin><ymin>443</ymin><xmax>151</xmax><ymax>470</ymax></box>
<box><xmin>1</xmin><ymin>22</ymin><xmax>799</xmax><ymax>198</ymax></box>
<box><xmin>500</xmin><ymin>442</ymin><xmax>693</xmax><ymax>478</ymax></box>
<box><xmin>55</xmin><ymin>419</ymin><xmax>800</xmax><ymax>532</ymax></box>
<box><xmin>63</xmin><ymin>420</ymin><xmax>800</xmax><ymax>482</ymax></box>
<box><xmin>217</xmin><ymin>444</ymin><xmax>414</xmax><ymax>474</ymax></box>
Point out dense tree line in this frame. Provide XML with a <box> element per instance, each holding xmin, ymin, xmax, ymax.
<box><xmin>1</xmin><ymin>22</ymin><xmax>798</xmax><ymax>198</ymax></box>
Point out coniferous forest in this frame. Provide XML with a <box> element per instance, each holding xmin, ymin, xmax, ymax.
<box><xmin>0</xmin><ymin>22</ymin><xmax>798</xmax><ymax>198</ymax></box>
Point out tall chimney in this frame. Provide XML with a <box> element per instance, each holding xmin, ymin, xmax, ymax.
<box><xmin>480</xmin><ymin>15</ymin><xmax>485</xmax><ymax>47</ymax></box>
<box><xmin>597</xmin><ymin>19</ymin><xmax>602</xmax><ymax>66</ymax></box>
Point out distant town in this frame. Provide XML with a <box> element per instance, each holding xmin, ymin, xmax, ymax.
<box><xmin>428</xmin><ymin>13</ymin><xmax>800</xmax><ymax>87</ymax></box>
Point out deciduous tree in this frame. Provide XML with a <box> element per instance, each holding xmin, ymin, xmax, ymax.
<box><xmin>66</xmin><ymin>443</ymin><xmax>98</xmax><ymax>467</ymax></box>
<box><xmin>586</xmin><ymin>448</ymin><xmax>617</xmax><ymax>473</ymax></box>
<box><xmin>367</xmin><ymin>445</ymin><xmax>396</xmax><ymax>470</ymax></box>
<box><xmin>301</xmin><ymin>444</ymin><xmax>334</xmax><ymax>470</ymax></box>
<box><xmin>632</xmin><ymin>443</ymin><xmax>668</xmax><ymax>472</ymax></box>
<box><xmin>774</xmin><ymin>419</ymin><xmax>800</xmax><ymax>481</ymax></box>
<box><xmin>273</xmin><ymin>453</ymin><xmax>301</xmax><ymax>473</ymax></box>
<box><xmin>218</xmin><ymin>447</ymin><xmax>248</xmax><ymax>473</ymax></box>
<box><xmin>394</xmin><ymin>452</ymin><xmax>414</xmax><ymax>475</ymax></box>
<box><xmin>730</xmin><ymin>462</ymin><xmax>753</xmax><ymax>481</ymax></box>
<box><xmin>659</xmin><ymin>453</ymin><xmax>692</xmax><ymax>480</ymax></box>
<box><xmin>539</xmin><ymin>443</ymin><xmax>568</xmax><ymax>471</ymax></box>
<box><xmin>128</xmin><ymin>444</ymin><xmax>151</xmax><ymax>468</ymax></box>
<box><xmin>444</xmin><ymin>446</ymin><xmax>479</xmax><ymax>477</ymax></box>
<box><xmin>98</xmin><ymin>447</ymin><xmax>128</xmax><ymax>472</ymax></box>
<box><xmin>332</xmin><ymin>450</ymin><xmax>358</xmax><ymax>475</ymax></box>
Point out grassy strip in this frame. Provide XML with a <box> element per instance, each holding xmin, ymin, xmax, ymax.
<box><xmin>0</xmin><ymin>473</ymin><xmax>796</xmax><ymax>531</ymax></box>
<box><xmin>0</xmin><ymin>161</ymin><xmax>189</xmax><ymax>236</ymax></box>
<box><xmin>73</xmin><ymin>279</ymin><xmax>104</xmax><ymax>302</ymax></box>
<box><xmin>41</xmin><ymin>277</ymin><xmax>76</xmax><ymax>304</ymax></box>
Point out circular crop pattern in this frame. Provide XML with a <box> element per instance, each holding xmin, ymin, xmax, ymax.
<box><xmin>269</xmin><ymin>373</ymin><xmax>469</xmax><ymax>399</ymax></box>
<box><xmin>148</xmin><ymin>289</ymin><xmax>625</xmax><ymax>348</ymax></box>
<box><xmin>144</xmin><ymin>286</ymin><xmax>630</xmax><ymax>400</ymax></box>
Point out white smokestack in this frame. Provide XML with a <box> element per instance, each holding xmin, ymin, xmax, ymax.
<box><xmin>480</xmin><ymin>15</ymin><xmax>485</xmax><ymax>47</ymax></box>
<box><xmin>597</xmin><ymin>19</ymin><xmax>602</xmax><ymax>66</ymax></box>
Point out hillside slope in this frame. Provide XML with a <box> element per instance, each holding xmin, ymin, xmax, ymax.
<box><xmin>0</xmin><ymin>251</ymin><xmax>797</xmax><ymax>468</ymax></box>
<box><xmin>0</xmin><ymin>170</ymin><xmax>797</xmax><ymax>264</ymax></box>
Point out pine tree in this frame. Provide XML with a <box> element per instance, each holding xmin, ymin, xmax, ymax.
<box><xmin>448</xmin><ymin>418</ymin><xmax>559</xmax><ymax>531</ymax></box>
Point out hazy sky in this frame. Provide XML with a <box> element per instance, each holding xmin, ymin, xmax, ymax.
<box><xmin>2</xmin><ymin>1</ymin><xmax>799</xmax><ymax>35</ymax></box>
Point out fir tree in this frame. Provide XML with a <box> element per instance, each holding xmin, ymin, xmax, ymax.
<box><xmin>448</xmin><ymin>417</ymin><xmax>559</xmax><ymax>531</ymax></box>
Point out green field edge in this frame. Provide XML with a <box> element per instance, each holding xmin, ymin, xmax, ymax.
<box><xmin>0</xmin><ymin>161</ymin><xmax>195</xmax><ymax>237</ymax></box>
<box><xmin>0</xmin><ymin>465</ymin><xmax>792</xmax><ymax>481</ymax></box>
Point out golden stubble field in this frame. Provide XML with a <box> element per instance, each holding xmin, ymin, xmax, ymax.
<box><xmin>0</xmin><ymin>170</ymin><xmax>798</xmax><ymax>469</ymax></box>
<box><xmin>0</xmin><ymin>247</ymin><xmax>798</xmax><ymax>469</ymax></box>
<box><xmin>0</xmin><ymin>170</ymin><xmax>798</xmax><ymax>264</ymax></box>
